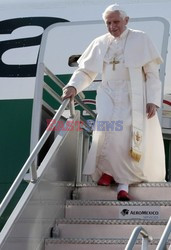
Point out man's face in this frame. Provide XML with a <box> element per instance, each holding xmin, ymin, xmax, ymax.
<box><xmin>105</xmin><ymin>11</ymin><xmax>129</xmax><ymax>37</ymax></box>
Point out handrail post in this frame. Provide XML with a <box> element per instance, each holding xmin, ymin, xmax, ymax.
<box><xmin>125</xmin><ymin>226</ymin><xmax>152</xmax><ymax>250</ymax></box>
<box><xmin>156</xmin><ymin>216</ymin><xmax>171</xmax><ymax>250</ymax></box>
<box><xmin>69</xmin><ymin>99</ymin><xmax>75</xmax><ymax>118</ymax></box>
<box><xmin>30</xmin><ymin>161</ymin><xmax>38</xmax><ymax>183</ymax></box>
<box><xmin>141</xmin><ymin>236</ymin><xmax>149</xmax><ymax>250</ymax></box>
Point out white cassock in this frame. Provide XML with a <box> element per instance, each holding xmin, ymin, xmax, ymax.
<box><xmin>66</xmin><ymin>28</ymin><xmax>166</xmax><ymax>185</ymax></box>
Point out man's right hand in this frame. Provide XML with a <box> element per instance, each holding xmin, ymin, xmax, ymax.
<box><xmin>62</xmin><ymin>86</ymin><xmax>77</xmax><ymax>100</ymax></box>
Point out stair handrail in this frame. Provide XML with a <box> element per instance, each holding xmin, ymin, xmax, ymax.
<box><xmin>44</xmin><ymin>65</ymin><xmax>85</xmax><ymax>101</ymax></box>
<box><xmin>125</xmin><ymin>225</ymin><xmax>153</xmax><ymax>250</ymax></box>
<box><xmin>42</xmin><ymin>67</ymin><xmax>92</xmax><ymax>133</ymax></box>
<box><xmin>156</xmin><ymin>216</ymin><xmax>171</xmax><ymax>250</ymax></box>
<box><xmin>30</xmin><ymin>62</ymin><xmax>94</xmax><ymax>180</ymax></box>
<box><xmin>44</xmin><ymin>65</ymin><xmax>97</xmax><ymax>119</ymax></box>
<box><xmin>0</xmin><ymin>98</ymin><xmax>73</xmax><ymax>219</ymax></box>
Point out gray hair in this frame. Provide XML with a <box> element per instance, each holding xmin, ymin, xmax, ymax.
<box><xmin>102</xmin><ymin>3</ymin><xmax>128</xmax><ymax>22</ymax></box>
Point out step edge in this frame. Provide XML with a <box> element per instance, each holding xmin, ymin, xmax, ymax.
<box><xmin>76</xmin><ymin>182</ymin><xmax>171</xmax><ymax>188</ymax></box>
<box><xmin>66</xmin><ymin>200</ymin><xmax>171</xmax><ymax>206</ymax></box>
<box><xmin>55</xmin><ymin>218</ymin><xmax>168</xmax><ymax>225</ymax></box>
<box><xmin>45</xmin><ymin>238</ymin><xmax>171</xmax><ymax>245</ymax></box>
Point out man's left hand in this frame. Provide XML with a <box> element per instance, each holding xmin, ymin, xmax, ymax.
<box><xmin>146</xmin><ymin>103</ymin><xmax>158</xmax><ymax>119</ymax></box>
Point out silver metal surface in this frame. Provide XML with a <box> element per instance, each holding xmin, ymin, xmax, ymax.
<box><xmin>76</xmin><ymin>182</ymin><xmax>171</xmax><ymax>187</ymax></box>
<box><xmin>156</xmin><ymin>216</ymin><xmax>171</xmax><ymax>250</ymax></box>
<box><xmin>65</xmin><ymin>200</ymin><xmax>171</xmax><ymax>220</ymax></box>
<box><xmin>76</xmin><ymin>131</ymin><xmax>84</xmax><ymax>184</ymax></box>
<box><xmin>125</xmin><ymin>226</ymin><xmax>152</xmax><ymax>250</ymax></box>
<box><xmin>75</xmin><ymin>183</ymin><xmax>171</xmax><ymax>201</ymax></box>
<box><xmin>0</xmin><ymin>111</ymin><xmax>80</xmax><ymax>249</ymax></box>
<box><xmin>0</xmin><ymin>99</ymin><xmax>70</xmax><ymax>217</ymax></box>
<box><xmin>55</xmin><ymin>220</ymin><xmax>165</xmax><ymax>239</ymax></box>
<box><xmin>55</xmin><ymin>218</ymin><xmax>168</xmax><ymax>225</ymax></box>
<box><xmin>66</xmin><ymin>200</ymin><xmax>171</xmax><ymax>206</ymax></box>
<box><xmin>45</xmin><ymin>238</ymin><xmax>171</xmax><ymax>250</ymax></box>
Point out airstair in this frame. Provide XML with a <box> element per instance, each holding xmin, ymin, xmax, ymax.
<box><xmin>45</xmin><ymin>182</ymin><xmax>171</xmax><ymax>250</ymax></box>
<box><xmin>0</xmin><ymin>19</ymin><xmax>171</xmax><ymax>250</ymax></box>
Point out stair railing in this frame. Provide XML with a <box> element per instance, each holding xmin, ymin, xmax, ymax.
<box><xmin>125</xmin><ymin>225</ymin><xmax>153</xmax><ymax>250</ymax></box>
<box><xmin>0</xmin><ymin>56</ymin><xmax>96</xmax><ymax>246</ymax></box>
<box><xmin>156</xmin><ymin>216</ymin><xmax>171</xmax><ymax>250</ymax></box>
<box><xmin>30</xmin><ymin>62</ymin><xmax>96</xmax><ymax>181</ymax></box>
<box><xmin>43</xmin><ymin>64</ymin><xmax>96</xmax><ymax>129</ymax></box>
<box><xmin>44</xmin><ymin>65</ymin><xmax>96</xmax><ymax>119</ymax></box>
<box><xmin>0</xmin><ymin>56</ymin><xmax>96</xmax><ymax>227</ymax></box>
<box><xmin>0</xmin><ymin>98</ymin><xmax>72</xmax><ymax>219</ymax></box>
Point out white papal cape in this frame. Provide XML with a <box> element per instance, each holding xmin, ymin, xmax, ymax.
<box><xmin>67</xmin><ymin>28</ymin><xmax>166</xmax><ymax>184</ymax></box>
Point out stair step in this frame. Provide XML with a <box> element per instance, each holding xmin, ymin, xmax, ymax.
<box><xmin>75</xmin><ymin>182</ymin><xmax>171</xmax><ymax>200</ymax></box>
<box><xmin>55</xmin><ymin>218</ymin><xmax>167</xmax><ymax>239</ymax></box>
<box><xmin>65</xmin><ymin>200</ymin><xmax>171</xmax><ymax>220</ymax></box>
<box><xmin>45</xmin><ymin>238</ymin><xmax>169</xmax><ymax>250</ymax></box>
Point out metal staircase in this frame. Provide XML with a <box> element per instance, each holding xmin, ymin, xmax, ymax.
<box><xmin>45</xmin><ymin>183</ymin><xmax>171</xmax><ymax>249</ymax></box>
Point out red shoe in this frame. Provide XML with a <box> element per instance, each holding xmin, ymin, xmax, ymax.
<box><xmin>97</xmin><ymin>173</ymin><xmax>114</xmax><ymax>186</ymax></box>
<box><xmin>117</xmin><ymin>190</ymin><xmax>131</xmax><ymax>201</ymax></box>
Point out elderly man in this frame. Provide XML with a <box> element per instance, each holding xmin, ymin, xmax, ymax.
<box><xmin>62</xmin><ymin>4</ymin><xmax>166</xmax><ymax>200</ymax></box>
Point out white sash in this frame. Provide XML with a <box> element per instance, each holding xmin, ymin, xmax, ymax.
<box><xmin>128</xmin><ymin>67</ymin><xmax>144</xmax><ymax>162</ymax></box>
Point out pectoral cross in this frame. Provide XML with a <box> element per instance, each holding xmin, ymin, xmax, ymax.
<box><xmin>110</xmin><ymin>58</ymin><xmax>119</xmax><ymax>70</ymax></box>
